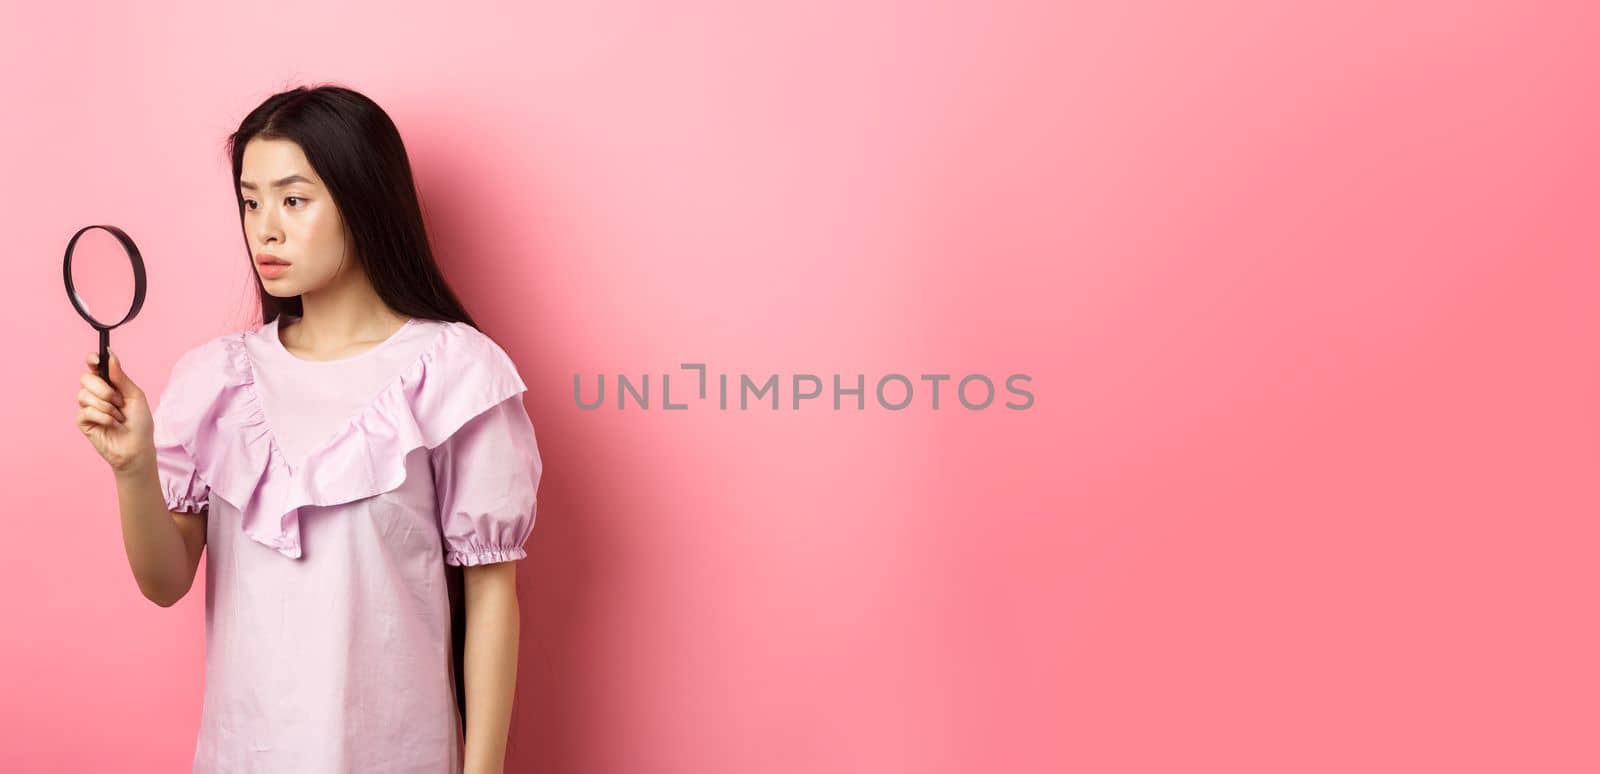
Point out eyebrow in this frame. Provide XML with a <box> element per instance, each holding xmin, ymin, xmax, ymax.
<box><xmin>239</xmin><ymin>174</ymin><xmax>315</xmax><ymax>190</ymax></box>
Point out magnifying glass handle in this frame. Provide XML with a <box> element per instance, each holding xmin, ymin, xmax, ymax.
<box><xmin>98</xmin><ymin>328</ymin><xmax>110</xmax><ymax>384</ymax></box>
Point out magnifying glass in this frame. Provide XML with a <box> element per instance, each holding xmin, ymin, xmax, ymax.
<box><xmin>62</xmin><ymin>225</ymin><xmax>147</xmax><ymax>383</ymax></box>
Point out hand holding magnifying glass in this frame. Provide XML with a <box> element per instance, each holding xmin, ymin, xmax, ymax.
<box><xmin>64</xmin><ymin>224</ymin><xmax>157</xmax><ymax>473</ymax></box>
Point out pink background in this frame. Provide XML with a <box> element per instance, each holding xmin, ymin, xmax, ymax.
<box><xmin>3</xmin><ymin>1</ymin><xmax>1597</xmax><ymax>772</ymax></box>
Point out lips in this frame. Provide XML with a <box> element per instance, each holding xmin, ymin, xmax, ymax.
<box><xmin>256</xmin><ymin>253</ymin><xmax>290</xmax><ymax>266</ymax></box>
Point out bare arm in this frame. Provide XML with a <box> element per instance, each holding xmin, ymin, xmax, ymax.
<box><xmin>77</xmin><ymin>347</ymin><xmax>206</xmax><ymax>608</ymax></box>
<box><xmin>462</xmin><ymin>561</ymin><xmax>520</xmax><ymax>774</ymax></box>
<box><xmin>115</xmin><ymin>459</ymin><xmax>206</xmax><ymax>607</ymax></box>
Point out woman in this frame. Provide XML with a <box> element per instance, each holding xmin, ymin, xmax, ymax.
<box><xmin>75</xmin><ymin>84</ymin><xmax>540</xmax><ymax>774</ymax></box>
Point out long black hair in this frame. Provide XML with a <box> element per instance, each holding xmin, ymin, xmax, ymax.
<box><xmin>224</xmin><ymin>83</ymin><xmax>478</xmax><ymax>735</ymax></box>
<box><xmin>225</xmin><ymin>84</ymin><xmax>478</xmax><ymax>330</ymax></box>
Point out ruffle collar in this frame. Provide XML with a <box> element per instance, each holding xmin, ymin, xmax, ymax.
<box><xmin>176</xmin><ymin>320</ymin><xmax>527</xmax><ymax>559</ymax></box>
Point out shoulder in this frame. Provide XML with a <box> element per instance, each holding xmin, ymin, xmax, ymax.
<box><xmin>434</xmin><ymin>320</ymin><xmax>513</xmax><ymax>358</ymax></box>
<box><xmin>168</xmin><ymin>327</ymin><xmax>246</xmax><ymax>382</ymax></box>
<box><xmin>152</xmin><ymin>330</ymin><xmax>248</xmax><ymax>431</ymax></box>
<box><xmin>396</xmin><ymin>321</ymin><xmax>528</xmax><ymax>449</ymax></box>
<box><xmin>173</xmin><ymin>330</ymin><xmax>240</xmax><ymax>369</ymax></box>
<box><xmin>426</xmin><ymin>321</ymin><xmax>525</xmax><ymax>391</ymax></box>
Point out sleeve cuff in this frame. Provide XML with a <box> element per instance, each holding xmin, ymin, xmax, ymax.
<box><xmin>444</xmin><ymin>546</ymin><xmax>528</xmax><ymax>566</ymax></box>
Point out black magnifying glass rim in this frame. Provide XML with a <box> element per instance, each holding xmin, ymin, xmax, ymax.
<box><xmin>63</xmin><ymin>224</ymin><xmax>147</xmax><ymax>330</ymax></box>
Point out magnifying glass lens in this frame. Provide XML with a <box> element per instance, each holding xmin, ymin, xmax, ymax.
<box><xmin>67</xmin><ymin>228</ymin><xmax>138</xmax><ymax>324</ymax></box>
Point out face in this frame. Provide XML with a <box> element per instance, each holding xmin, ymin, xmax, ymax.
<box><xmin>239</xmin><ymin>138</ymin><xmax>353</xmax><ymax>296</ymax></box>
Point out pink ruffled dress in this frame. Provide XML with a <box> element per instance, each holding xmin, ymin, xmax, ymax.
<box><xmin>151</xmin><ymin>314</ymin><xmax>541</xmax><ymax>773</ymax></box>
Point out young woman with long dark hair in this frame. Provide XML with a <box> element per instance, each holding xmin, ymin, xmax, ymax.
<box><xmin>75</xmin><ymin>84</ymin><xmax>540</xmax><ymax>773</ymax></box>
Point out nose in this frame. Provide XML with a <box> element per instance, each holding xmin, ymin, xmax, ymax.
<box><xmin>257</xmin><ymin>204</ymin><xmax>283</xmax><ymax>246</ymax></box>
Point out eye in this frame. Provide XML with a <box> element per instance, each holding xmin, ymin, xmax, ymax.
<box><xmin>243</xmin><ymin>199</ymin><xmax>257</xmax><ymax>211</ymax></box>
<box><xmin>286</xmin><ymin>196</ymin><xmax>304</xmax><ymax>207</ymax></box>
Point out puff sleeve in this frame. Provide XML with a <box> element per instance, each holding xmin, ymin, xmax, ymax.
<box><xmin>152</xmin><ymin>348</ymin><xmax>212</xmax><ymax>515</ymax></box>
<box><xmin>430</xmin><ymin>394</ymin><xmax>542</xmax><ymax>566</ymax></box>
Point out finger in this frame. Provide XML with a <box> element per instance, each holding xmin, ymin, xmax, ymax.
<box><xmin>80</xmin><ymin>390</ymin><xmax>125</xmax><ymax>423</ymax></box>
<box><xmin>79</xmin><ymin>372</ymin><xmax>125</xmax><ymax>407</ymax></box>
<box><xmin>81</xmin><ymin>405</ymin><xmax>117</xmax><ymax>428</ymax></box>
<box><xmin>85</xmin><ymin>350</ymin><xmax>114</xmax><ymax>383</ymax></box>
<box><xmin>80</xmin><ymin>374</ymin><xmax>124</xmax><ymax>407</ymax></box>
<box><xmin>107</xmin><ymin>349</ymin><xmax>132</xmax><ymax>390</ymax></box>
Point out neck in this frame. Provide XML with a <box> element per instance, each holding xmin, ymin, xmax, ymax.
<box><xmin>284</xmin><ymin>276</ymin><xmax>409</xmax><ymax>349</ymax></box>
